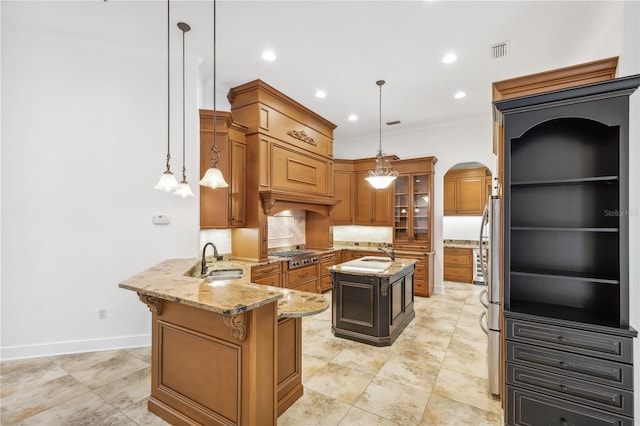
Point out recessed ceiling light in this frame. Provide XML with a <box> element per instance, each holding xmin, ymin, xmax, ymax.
<box><xmin>348</xmin><ymin>114</ymin><xmax>358</xmax><ymax>121</ymax></box>
<box><xmin>262</xmin><ymin>50</ymin><xmax>276</xmax><ymax>61</ymax></box>
<box><xmin>454</xmin><ymin>91</ymin><xmax>466</xmax><ymax>99</ymax></box>
<box><xmin>442</xmin><ymin>53</ymin><xmax>457</xmax><ymax>64</ymax></box>
<box><xmin>315</xmin><ymin>90</ymin><xmax>326</xmax><ymax>98</ymax></box>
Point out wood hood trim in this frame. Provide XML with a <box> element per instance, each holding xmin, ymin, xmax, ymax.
<box><xmin>259</xmin><ymin>189</ymin><xmax>341</xmax><ymax>217</ymax></box>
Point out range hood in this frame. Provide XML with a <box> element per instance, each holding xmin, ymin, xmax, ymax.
<box><xmin>260</xmin><ymin>189</ymin><xmax>341</xmax><ymax>217</ymax></box>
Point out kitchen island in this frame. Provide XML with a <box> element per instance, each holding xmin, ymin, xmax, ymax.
<box><xmin>119</xmin><ymin>258</ymin><xmax>328</xmax><ymax>426</ymax></box>
<box><xmin>329</xmin><ymin>256</ymin><xmax>416</xmax><ymax>346</ymax></box>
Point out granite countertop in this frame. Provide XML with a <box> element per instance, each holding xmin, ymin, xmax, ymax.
<box><xmin>443</xmin><ymin>239</ymin><xmax>482</xmax><ymax>249</ymax></box>
<box><xmin>329</xmin><ymin>257</ymin><xmax>417</xmax><ymax>277</ymax></box>
<box><xmin>119</xmin><ymin>258</ymin><xmax>328</xmax><ymax>318</ymax></box>
<box><xmin>332</xmin><ymin>243</ymin><xmax>432</xmax><ymax>255</ymax></box>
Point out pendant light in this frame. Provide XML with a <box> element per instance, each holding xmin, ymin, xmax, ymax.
<box><xmin>365</xmin><ymin>80</ymin><xmax>398</xmax><ymax>190</ymax></box>
<box><xmin>154</xmin><ymin>0</ymin><xmax>179</xmax><ymax>192</ymax></box>
<box><xmin>199</xmin><ymin>0</ymin><xmax>229</xmax><ymax>189</ymax></box>
<box><xmin>173</xmin><ymin>22</ymin><xmax>195</xmax><ymax>198</ymax></box>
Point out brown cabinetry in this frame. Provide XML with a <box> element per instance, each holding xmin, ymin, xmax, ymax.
<box><xmin>284</xmin><ymin>264</ymin><xmax>318</xmax><ymax>293</ymax></box>
<box><xmin>318</xmin><ymin>252</ymin><xmax>337</xmax><ymax>293</ymax></box>
<box><xmin>276</xmin><ymin>317</ymin><xmax>303</xmax><ymax>416</ymax></box>
<box><xmin>251</xmin><ymin>262</ymin><xmax>283</xmax><ymax>287</ymax></box>
<box><xmin>443</xmin><ymin>167</ymin><xmax>490</xmax><ymax>216</ymax></box>
<box><xmin>200</xmin><ymin>110</ymin><xmax>248</xmax><ymax>229</ymax></box>
<box><xmin>333</xmin><ymin>157</ymin><xmax>396</xmax><ymax>226</ymax></box>
<box><xmin>399</xmin><ymin>252</ymin><xmax>435</xmax><ymax>297</ymax></box>
<box><xmin>443</xmin><ymin>247</ymin><xmax>473</xmax><ymax>283</ymax></box>
<box><xmin>354</xmin><ymin>170</ymin><xmax>393</xmax><ymax>225</ymax></box>
<box><xmin>333</xmin><ymin>161</ymin><xmax>354</xmax><ymax>225</ymax></box>
<box><xmin>391</xmin><ymin>157</ymin><xmax>436</xmax><ymax>251</ymax></box>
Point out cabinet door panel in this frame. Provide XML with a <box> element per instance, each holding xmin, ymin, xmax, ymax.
<box><xmin>456</xmin><ymin>177</ymin><xmax>485</xmax><ymax>214</ymax></box>
<box><xmin>506</xmin><ymin>386</ymin><xmax>633</xmax><ymax>426</ymax></box>
<box><xmin>443</xmin><ymin>178</ymin><xmax>456</xmax><ymax>214</ymax></box>
<box><xmin>229</xmin><ymin>140</ymin><xmax>246</xmax><ymax>227</ymax></box>
<box><xmin>372</xmin><ymin>187</ymin><xmax>392</xmax><ymax>225</ymax></box>
<box><xmin>354</xmin><ymin>172</ymin><xmax>373</xmax><ymax>224</ymax></box>
<box><xmin>334</xmin><ymin>171</ymin><xmax>353</xmax><ymax>224</ymax></box>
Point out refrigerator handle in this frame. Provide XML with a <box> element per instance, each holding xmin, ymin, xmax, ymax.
<box><xmin>479</xmin><ymin>288</ymin><xmax>488</xmax><ymax>309</ymax></box>
<box><xmin>479</xmin><ymin>311</ymin><xmax>489</xmax><ymax>335</ymax></box>
<box><xmin>479</xmin><ymin>205</ymin><xmax>489</xmax><ymax>282</ymax></box>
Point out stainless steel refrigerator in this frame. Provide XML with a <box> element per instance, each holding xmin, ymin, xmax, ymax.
<box><xmin>478</xmin><ymin>195</ymin><xmax>501</xmax><ymax>397</ymax></box>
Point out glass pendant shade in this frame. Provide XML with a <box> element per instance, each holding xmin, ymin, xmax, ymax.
<box><xmin>199</xmin><ymin>167</ymin><xmax>229</xmax><ymax>188</ymax></box>
<box><xmin>365</xmin><ymin>174</ymin><xmax>396</xmax><ymax>190</ymax></box>
<box><xmin>174</xmin><ymin>181</ymin><xmax>195</xmax><ymax>197</ymax></box>
<box><xmin>154</xmin><ymin>171</ymin><xmax>179</xmax><ymax>191</ymax></box>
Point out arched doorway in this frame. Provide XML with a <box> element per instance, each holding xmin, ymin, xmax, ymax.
<box><xmin>442</xmin><ymin>162</ymin><xmax>492</xmax><ymax>284</ymax></box>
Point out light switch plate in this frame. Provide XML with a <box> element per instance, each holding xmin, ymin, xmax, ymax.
<box><xmin>153</xmin><ymin>215</ymin><xmax>171</xmax><ymax>225</ymax></box>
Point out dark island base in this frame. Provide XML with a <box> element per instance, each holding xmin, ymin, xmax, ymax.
<box><xmin>332</xmin><ymin>310</ymin><xmax>415</xmax><ymax>347</ymax></box>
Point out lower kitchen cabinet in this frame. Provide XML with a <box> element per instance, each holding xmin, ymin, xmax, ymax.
<box><xmin>284</xmin><ymin>264</ymin><xmax>318</xmax><ymax>293</ymax></box>
<box><xmin>251</xmin><ymin>262</ymin><xmax>283</xmax><ymax>287</ymax></box>
<box><xmin>443</xmin><ymin>247</ymin><xmax>473</xmax><ymax>283</ymax></box>
<box><xmin>319</xmin><ymin>251</ymin><xmax>337</xmax><ymax>293</ymax></box>
<box><xmin>277</xmin><ymin>317</ymin><xmax>303</xmax><ymax>416</ymax></box>
<box><xmin>504</xmin><ymin>313</ymin><xmax>636</xmax><ymax>425</ymax></box>
<box><xmin>396</xmin><ymin>251</ymin><xmax>434</xmax><ymax>297</ymax></box>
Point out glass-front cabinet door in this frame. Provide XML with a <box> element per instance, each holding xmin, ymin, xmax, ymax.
<box><xmin>412</xmin><ymin>174</ymin><xmax>430</xmax><ymax>243</ymax></box>
<box><xmin>394</xmin><ymin>176</ymin><xmax>410</xmax><ymax>242</ymax></box>
<box><xmin>394</xmin><ymin>173</ymin><xmax>430</xmax><ymax>246</ymax></box>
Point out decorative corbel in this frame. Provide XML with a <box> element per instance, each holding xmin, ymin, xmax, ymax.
<box><xmin>138</xmin><ymin>293</ymin><xmax>163</xmax><ymax>316</ymax></box>
<box><xmin>222</xmin><ymin>312</ymin><xmax>247</xmax><ymax>341</ymax></box>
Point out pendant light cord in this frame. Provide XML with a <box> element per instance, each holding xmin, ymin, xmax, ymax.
<box><xmin>210</xmin><ymin>0</ymin><xmax>221</xmax><ymax>168</ymax></box>
<box><xmin>378</xmin><ymin>80</ymin><xmax>382</xmax><ymax>153</ymax></box>
<box><xmin>165</xmin><ymin>0</ymin><xmax>172</xmax><ymax>172</ymax></box>
<box><xmin>181</xmin><ymin>22</ymin><xmax>187</xmax><ymax>181</ymax></box>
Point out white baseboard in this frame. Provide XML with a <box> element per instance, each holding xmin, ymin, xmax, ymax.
<box><xmin>0</xmin><ymin>334</ymin><xmax>151</xmax><ymax>361</ymax></box>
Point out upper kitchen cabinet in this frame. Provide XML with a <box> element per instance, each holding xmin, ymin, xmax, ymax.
<box><xmin>353</xmin><ymin>158</ymin><xmax>397</xmax><ymax>226</ymax></box>
<box><xmin>391</xmin><ymin>157</ymin><xmax>437</xmax><ymax>251</ymax></box>
<box><xmin>443</xmin><ymin>166</ymin><xmax>491</xmax><ymax>215</ymax></box>
<box><xmin>333</xmin><ymin>160</ymin><xmax>354</xmax><ymax>225</ymax></box>
<box><xmin>199</xmin><ymin>110</ymin><xmax>248</xmax><ymax>229</ymax></box>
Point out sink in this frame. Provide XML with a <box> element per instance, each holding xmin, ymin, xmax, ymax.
<box><xmin>205</xmin><ymin>268</ymin><xmax>243</xmax><ymax>281</ymax></box>
<box><xmin>359</xmin><ymin>256</ymin><xmax>392</xmax><ymax>263</ymax></box>
<box><xmin>339</xmin><ymin>257</ymin><xmax>392</xmax><ymax>273</ymax></box>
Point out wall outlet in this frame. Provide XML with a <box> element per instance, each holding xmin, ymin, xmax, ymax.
<box><xmin>99</xmin><ymin>309</ymin><xmax>107</xmax><ymax>320</ymax></box>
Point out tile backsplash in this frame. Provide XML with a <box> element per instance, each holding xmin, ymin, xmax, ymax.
<box><xmin>268</xmin><ymin>210</ymin><xmax>306</xmax><ymax>249</ymax></box>
<box><xmin>333</xmin><ymin>225</ymin><xmax>392</xmax><ymax>244</ymax></box>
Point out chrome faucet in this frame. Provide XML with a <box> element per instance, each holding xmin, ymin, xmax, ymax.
<box><xmin>378</xmin><ymin>246</ymin><xmax>396</xmax><ymax>261</ymax></box>
<box><xmin>201</xmin><ymin>242</ymin><xmax>223</xmax><ymax>275</ymax></box>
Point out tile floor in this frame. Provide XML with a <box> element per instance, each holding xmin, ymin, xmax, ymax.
<box><xmin>1</xmin><ymin>281</ymin><xmax>502</xmax><ymax>425</ymax></box>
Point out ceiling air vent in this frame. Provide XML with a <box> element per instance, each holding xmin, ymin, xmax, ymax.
<box><xmin>491</xmin><ymin>41</ymin><xmax>510</xmax><ymax>59</ymax></box>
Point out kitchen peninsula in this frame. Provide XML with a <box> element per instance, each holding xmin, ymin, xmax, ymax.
<box><xmin>330</xmin><ymin>256</ymin><xmax>416</xmax><ymax>346</ymax></box>
<box><xmin>119</xmin><ymin>258</ymin><xmax>328</xmax><ymax>426</ymax></box>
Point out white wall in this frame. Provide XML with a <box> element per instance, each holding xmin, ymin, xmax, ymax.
<box><xmin>1</xmin><ymin>20</ymin><xmax>202</xmax><ymax>358</ymax></box>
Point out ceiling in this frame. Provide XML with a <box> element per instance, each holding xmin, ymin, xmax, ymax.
<box><xmin>3</xmin><ymin>1</ymin><xmax>627</xmax><ymax>155</ymax></box>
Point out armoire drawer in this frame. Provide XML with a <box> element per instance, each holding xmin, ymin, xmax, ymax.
<box><xmin>506</xmin><ymin>363</ymin><xmax>634</xmax><ymax>416</ymax></box>
<box><xmin>506</xmin><ymin>341</ymin><xmax>634</xmax><ymax>390</ymax></box>
<box><xmin>506</xmin><ymin>318</ymin><xmax>634</xmax><ymax>363</ymax></box>
<box><xmin>506</xmin><ymin>386</ymin><xmax>633</xmax><ymax>426</ymax></box>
